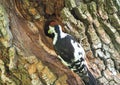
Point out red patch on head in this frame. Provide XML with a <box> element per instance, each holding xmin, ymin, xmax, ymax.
<box><xmin>49</xmin><ymin>21</ymin><xmax>58</xmax><ymax>26</ymax></box>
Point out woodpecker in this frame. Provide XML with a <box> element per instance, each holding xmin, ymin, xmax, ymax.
<box><xmin>47</xmin><ymin>22</ymin><xmax>97</xmax><ymax>85</ymax></box>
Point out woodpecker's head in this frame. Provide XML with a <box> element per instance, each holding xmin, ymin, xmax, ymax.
<box><xmin>48</xmin><ymin>22</ymin><xmax>62</xmax><ymax>36</ymax></box>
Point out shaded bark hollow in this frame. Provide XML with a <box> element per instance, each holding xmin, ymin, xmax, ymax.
<box><xmin>0</xmin><ymin>0</ymin><xmax>120</xmax><ymax>85</ymax></box>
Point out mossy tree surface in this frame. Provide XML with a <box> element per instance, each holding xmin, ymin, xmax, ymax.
<box><xmin>0</xmin><ymin>0</ymin><xmax>120</xmax><ymax>85</ymax></box>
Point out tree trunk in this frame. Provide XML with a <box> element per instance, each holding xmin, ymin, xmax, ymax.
<box><xmin>0</xmin><ymin>0</ymin><xmax>120</xmax><ymax>85</ymax></box>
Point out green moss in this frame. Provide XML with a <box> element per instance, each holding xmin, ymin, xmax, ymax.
<box><xmin>1</xmin><ymin>48</ymin><xmax>10</xmax><ymax>64</ymax></box>
<box><xmin>0</xmin><ymin>5</ymin><xmax>12</xmax><ymax>48</ymax></box>
<box><xmin>105</xmin><ymin>0</ymin><xmax>118</xmax><ymax>14</ymax></box>
<box><xmin>11</xmin><ymin>61</ymin><xmax>32</xmax><ymax>85</ymax></box>
<box><xmin>113</xmin><ymin>0</ymin><xmax>120</xmax><ymax>10</ymax></box>
<box><xmin>100</xmin><ymin>20</ymin><xmax>120</xmax><ymax>51</ymax></box>
<box><xmin>65</xmin><ymin>0</ymin><xmax>76</xmax><ymax>10</ymax></box>
<box><xmin>88</xmin><ymin>1</ymin><xmax>97</xmax><ymax>19</ymax></box>
<box><xmin>109</xmin><ymin>14</ymin><xmax>120</xmax><ymax>29</ymax></box>
<box><xmin>0</xmin><ymin>73</ymin><xmax>3</xmax><ymax>85</ymax></box>
<box><xmin>22</xmin><ymin>73</ymin><xmax>32</xmax><ymax>85</ymax></box>
<box><xmin>23</xmin><ymin>0</ymin><xmax>30</xmax><ymax>7</ymax></box>
<box><xmin>0</xmin><ymin>5</ymin><xmax>9</xmax><ymax>37</ymax></box>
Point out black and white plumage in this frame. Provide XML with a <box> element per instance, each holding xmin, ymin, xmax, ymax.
<box><xmin>47</xmin><ymin>22</ymin><xmax>97</xmax><ymax>85</ymax></box>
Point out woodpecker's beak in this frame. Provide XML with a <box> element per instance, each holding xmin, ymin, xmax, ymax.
<box><xmin>48</xmin><ymin>29</ymin><xmax>52</xmax><ymax>34</ymax></box>
<box><xmin>48</xmin><ymin>26</ymin><xmax>54</xmax><ymax>34</ymax></box>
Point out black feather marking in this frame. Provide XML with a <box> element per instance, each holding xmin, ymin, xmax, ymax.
<box><xmin>54</xmin><ymin>25</ymin><xmax>61</xmax><ymax>34</ymax></box>
<box><xmin>78</xmin><ymin>52</ymin><xmax>82</xmax><ymax>55</ymax></box>
<box><xmin>69</xmin><ymin>57</ymin><xmax>85</xmax><ymax>72</ymax></box>
<box><xmin>77</xmin><ymin>44</ymin><xmax>80</xmax><ymax>48</ymax></box>
<box><xmin>80</xmin><ymin>57</ymin><xmax>84</xmax><ymax>62</ymax></box>
<box><xmin>83</xmin><ymin>69</ymin><xmax>97</xmax><ymax>85</ymax></box>
<box><xmin>75</xmin><ymin>64</ymin><xmax>81</xmax><ymax>69</ymax></box>
<box><xmin>73</xmin><ymin>69</ymin><xmax>79</xmax><ymax>73</ymax></box>
<box><xmin>79</xmin><ymin>64</ymin><xmax>86</xmax><ymax>72</ymax></box>
<box><xmin>71</xmin><ymin>60</ymin><xmax>80</xmax><ymax>67</ymax></box>
<box><xmin>54</xmin><ymin>35</ymin><xmax>76</xmax><ymax>63</ymax></box>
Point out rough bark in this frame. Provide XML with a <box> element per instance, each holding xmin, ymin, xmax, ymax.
<box><xmin>0</xmin><ymin>0</ymin><xmax>120</xmax><ymax>85</ymax></box>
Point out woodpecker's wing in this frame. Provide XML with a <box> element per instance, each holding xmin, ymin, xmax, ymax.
<box><xmin>54</xmin><ymin>35</ymin><xmax>77</xmax><ymax>64</ymax></box>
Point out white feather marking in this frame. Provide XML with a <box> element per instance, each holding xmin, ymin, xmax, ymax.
<box><xmin>70</xmin><ymin>39</ymin><xmax>89</xmax><ymax>72</ymax></box>
<box><xmin>58</xmin><ymin>55</ymin><xmax>70</xmax><ymax>66</ymax></box>
<box><xmin>70</xmin><ymin>40</ymin><xmax>85</xmax><ymax>62</ymax></box>
<box><xmin>49</xmin><ymin>25</ymin><xmax>68</xmax><ymax>45</ymax></box>
<box><xmin>49</xmin><ymin>26</ymin><xmax>58</xmax><ymax>45</ymax></box>
<box><xmin>60</xmin><ymin>32</ymin><xmax>68</xmax><ymax>39</ymax></box>
<box><xmin>58</xmin><ymin>25</ymin><xmax>68</xmax><ymax>39</ymax></box>
<box><xmin>53</xmin><ymin>33</ymin><xmax>58</xmax><ymax>45</ymax></box>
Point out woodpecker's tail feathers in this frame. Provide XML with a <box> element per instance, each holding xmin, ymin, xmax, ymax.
<box><xmin>88</xmin><ymin>69</ymin><xmax>97</xmax><ymax>85</ymax></box>
<box><xmin>83</xmin><ymin>69</ymin><xmax>97</xmax><ymax>85</ymax></box>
